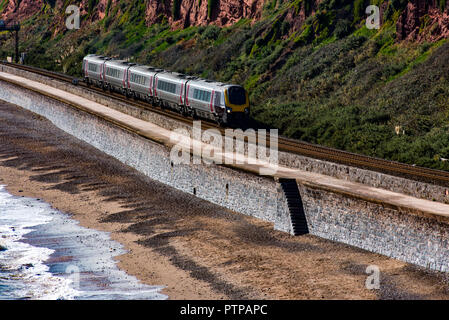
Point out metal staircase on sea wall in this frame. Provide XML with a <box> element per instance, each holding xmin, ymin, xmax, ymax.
<box><xmin>279</xmin><ymin>178</ymin><xmax>309</xmax><ymax>236</ymax></box>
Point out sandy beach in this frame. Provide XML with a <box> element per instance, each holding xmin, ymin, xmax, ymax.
<box><xmin>1</xmin><ymin>100</ymin><xmax>449</xmax><ymax>300</ymax></box>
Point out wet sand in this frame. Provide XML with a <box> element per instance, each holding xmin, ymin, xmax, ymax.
<box><xmin>1</xmin><ymin>100</ymin><xmax>449</xmax><ymax>300</ymax></box>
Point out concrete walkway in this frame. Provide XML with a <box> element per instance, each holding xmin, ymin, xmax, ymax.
<box><xmin>1</xmin><ymin>71</ymin><xmax>449</xmax><ymax>218</ymax></box>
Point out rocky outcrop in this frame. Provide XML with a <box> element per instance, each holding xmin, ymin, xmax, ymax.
<box><xmin>2</xmin><ymin>0</ymin><xmax>449</xmax><ymax>43</ymax></box>
<box><xmin>397</xmin><ymin>0</ymin><xmax>449</xmax><ymax>42</ymax></box>
<box><xmin>1</xmin><ymin>0</ymin><xmax>118</xmax><ymax>26</ymax></box>
<box><xmin>0</xmin><ymin>0</ymin><xmax>265</xmax><ymax>28</ymax></box>
<box><xmin>284</xmin><ymin>0</ymin><xmax>322</xmax><ymax>35</ymax></box>
<box><xmin>1</xmin><ymin>0</ymin><xmax>44</xmax><ymax>24</ymax></box>
<box><xmin>213</xmin><ymin>0</ymin><xmax>265</xmax><ymax>26</ymax></box>
<box><xmin>146</xmin><ymin>0</ymin><xmax>265</xmax><ymax>27</ymax></box>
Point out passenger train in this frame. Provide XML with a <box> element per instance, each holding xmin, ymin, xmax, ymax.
<box><xmin>82</xmin><ymin>54</ymin><xmax>250</xmax><ymax>125</ymax></box>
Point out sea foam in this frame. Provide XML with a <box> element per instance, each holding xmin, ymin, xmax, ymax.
<box><xmin>0</xmin><ymin>185</ymin><xmax>167</xmax><ymax>300</ymax></box>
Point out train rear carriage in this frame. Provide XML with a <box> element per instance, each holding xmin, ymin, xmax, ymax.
<box><xmin>154</xmin><ymin>72</ymin><xmax>189</xmax><ymax>113</ymax></box>
<box><xmin>104</xmin><ymin>60</ymin><xmax>134</xmax><ymax>95</ymax></box>
<box><xmin>83</xmin><ymin>54</ymin><xmax>109</xmax><ymax>86</ymax></box>
<box><xmin>127</xmin><ymin>65</ymin><xmax>162</xmax><ymax>102</ymax></box>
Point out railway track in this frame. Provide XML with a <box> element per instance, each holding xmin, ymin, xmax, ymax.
<box><xmin>2</xmin><ymin>61</ymin><xmax>449</xmax><ymax>187</ymax></box>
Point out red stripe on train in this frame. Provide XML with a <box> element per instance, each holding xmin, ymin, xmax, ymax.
<box><xmin>154</xmin><ymin>78</ymin><xmax>158</xmax><ymax>97</ymax></box>
<box><xmin>180</xmin><ymin>83</ymin><xmax>184</xmax><ymax>104</ymax></box>
<box><xmin>210</xmin><ymin>90</ymin><xmax>215</xmax><ymax>112</ymax></box>
<box><xmin>127</xmin><ymin>69</ymin><xmax>130</xmax><ymax>89</ymax></box>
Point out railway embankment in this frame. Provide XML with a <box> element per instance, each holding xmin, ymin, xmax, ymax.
<box><xmin>1</xmin><ymin>68</ymin><xmax>449</xmax><ymax>272</ymax></box>
<box><xmin>2</xmin><ymin>64</ymin><xmax>448</xmax><ymax>204</ymax></box>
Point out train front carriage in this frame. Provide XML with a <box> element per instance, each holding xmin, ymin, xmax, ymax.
<box><xmin>185</xmin><ymin>79</ymin><xmax>250</xmax><ymax>125</ymax></box>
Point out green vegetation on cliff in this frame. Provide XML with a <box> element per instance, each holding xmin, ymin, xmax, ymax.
<box><xmin>1</xmin><ymin>0</ymin><xmax>449</xmax><ymax>171</ymax></box>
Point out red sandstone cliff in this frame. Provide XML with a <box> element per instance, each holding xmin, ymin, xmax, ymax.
<box><xmin>0</xmin><ymin>0</ymin><xmax>265</xmax><ymax>28</ymax></box>
<box><xmin>1</xmin><ymin>0</ymin><xmax>449</xmax><ymax>43</ymax></box>
<box><xmin>1</xmin><ymin>0</ymin><xmax>44</xmax><ymax>24</ymax></box>
<box><xmin>396</xmin><ymin>0</ymin><xmax>449</xmax><ymax>42</ymax></box>
<box><xmin>1</xmin><ymin>0</ymin><xmax>116</xmax><ymax>24</ymax></box>
<box><xmin>145</xmin><ymin>0</ymin><xmax>264</xmax><ymax>27</ymax></box>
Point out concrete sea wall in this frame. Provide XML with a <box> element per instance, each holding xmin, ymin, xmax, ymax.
<box><xmin>0</xmin><ymin>79</ymin><xmax>281</xmax><ymax>224</ymax></box>
<box><xmin>300</xmin><ymin>185</ymin><xmax>449</xmax><ymax>272</ymax></box>
<box><xmin>2</xmin><ymin>65</ymin><xmax>449</xmax><ymax>205</ymax></box>
<box><xmin>1</xmin><ymin>77</ymin><xmax>449</xmax><ymax>272</ymax></box>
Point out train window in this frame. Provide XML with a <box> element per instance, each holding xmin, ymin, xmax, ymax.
<box><xmin>130</xmin><ymin>73</ymin><xmax>146</xmax><ymax>85</ymax></box>
<box><xmin>214</xmin><ymin>92</ymin><xmax>221</xmax><ymax>106</ymax></box>
<box><xmin>228</xmin><ymin>86</ymin><xmax>246</xmax><ymax>105</ymax></box>
<box><xmin>106</xmin><ymin>67</ymin><xmax>120</xmax><ymax>78</ymax></box>
<box><xmin>193</xmin><ymin>89</ymin><xmax>211</xmax><ymax>102</ymax></box>
<box><xmin>88</xmin><ymin>63</ymin><xmax>98</xmax><ymax>72</ymax></box>
<box><xmin>158</xmin><ymin>80</ymin><xmax>176</xmax><ymax>94</ymax></box>
<box><xmin>205</xmin><ymin>91</ymin><xmax>211</xmax><ymax>102</ymax></box>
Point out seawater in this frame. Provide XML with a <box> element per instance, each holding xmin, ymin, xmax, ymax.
<box><xmin>0</xmin><ymin>185</ymin><xmax>167</xmax><ymax>300</ymax></box>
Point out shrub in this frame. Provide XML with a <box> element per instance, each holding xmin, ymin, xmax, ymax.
<box><xmin>353</xmin><ymin>0</ymin><xmax>365</xmax><ymax>23</ymax></box>
<box><xmin>88</xmin><ymin>0</ymin><xmax>98</xmax><ymax>16</ymax></box>
<box><xmin>201</xmin><ymin>25</ymin><xmax>220</xmax><ymax>40</ymax></box>
<box><xmin>334</xmin><ymin>19</ymin><xmax>352</xmax><ymax>39</ymax></box>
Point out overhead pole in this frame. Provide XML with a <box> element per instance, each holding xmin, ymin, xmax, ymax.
<box><xmin>15</xmin><ymin>27</ymin><xmax>19</xmax><ymax>63</ymax></box>
<box><xmin>0</xmin><ymin>20</ymin><xmax>21</xmax><ymax>63</ymax></box>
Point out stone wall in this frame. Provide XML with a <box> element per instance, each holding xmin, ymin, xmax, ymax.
<box><xmin>300</xmin><ymin>184</ymin><xmax>449</xmax><ymax>272</ymax></box>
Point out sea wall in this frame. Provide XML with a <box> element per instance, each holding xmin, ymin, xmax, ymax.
<box><xmin>1</xmin><ymin>77</ymin><xmax>449</xmax><ymax>272</ymax></box>
<box><xmin>0</xmin><ymin>79</ymin><xmax>282</xmax><ymax>225</ymax></box>
<box><xmin>300</xmin><ymin>185</ymin><xmax>449</xmax><ymax>272</ymax></box>
<box><xmin>3</xmin><ymin>65</ymin><xmax>448</xmax><ymax>204</ymax></box>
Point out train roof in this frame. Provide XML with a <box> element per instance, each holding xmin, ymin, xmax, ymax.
<box><xmin>84</xmin><ymin>54</ymin><xmax>111</xmax><ymax>62</ymax></box>
<box><xmin>83</xmin><ymin>55</ymin><xmax>245</xmax><ymax>90</ymax></box>
<box><xmin>129</xmin><ymin>65</ymin><xmax>163</xmax><ymax>74</ymax></box>
<box><xmin>156</xmin><ymin>71</ymin><xmax>194</xmax><ymax>82</ymax></box>
<box><xmin>188</xmin><ymin>77</ymin><xmax>241</xmax><ymax>91</ymax></box>
<box><xmin>105</xmin><ymin>59</ymin><xmax>136</xmax><ymax>68</ymax></box>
